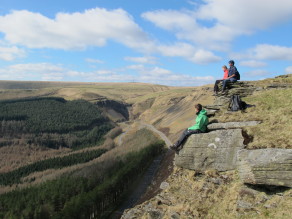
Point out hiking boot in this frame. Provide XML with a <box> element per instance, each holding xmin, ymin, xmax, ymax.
<box><xmin>169</xmin><ymin>144</ymin><xmax>178</xmax><ymax>151</ymax></box>
<box><xmin>169</xmin><ymin>144</ymin><xmax>182</xmax><ymax>154</ymax></box>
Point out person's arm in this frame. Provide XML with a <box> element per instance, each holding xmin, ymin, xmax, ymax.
<box><xmin>189</xmin><ymin>116</ymin><xmax>203</xmax><ymax>130</ymax></box>
<box><xmin>195</xmin><ymin>118</ymin><xmax>204</xmax><ymax>130</ymax></box>
<box><xmin>223</xmin><ymin>70</ymin><xmax>228</xmax><ymax>79</ymax></box>
<box><xmin>226</xmin><ymin>67</ymin><xmax>236</xmax><ymax>79</ymax></box>
<box><xmin>227</xmin><ymin>74</ymin><xmax>236</xmax><ymax>79</ymax></box>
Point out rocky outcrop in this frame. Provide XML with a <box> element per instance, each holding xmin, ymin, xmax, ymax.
<box><xmin>175</xmin><ymin>129</ymin><xmax>245</xmax><ymax>172</ymax></box>
<box><xmin>213</xmin><ymin>81</ymin><xmax>256</xmax><ymax>107</ymax></box>
<box><xmin>207</xmin><ymin>121</ymin><xmax>261</xmax><ymax>130</ymax></box>
<box><xmin>217</xmin><ymin>81</ymin><xmax>256</xmax><ymax>97</ymax></box>
<box><xmin>237</xmin><ymin>149</ymin><xmax>292</xmax><ymax>188</ymax></box>
<box><xmin>175</xmin><ymin>121</ymin><xmax>292</xmax><ymax>188</ymax></box>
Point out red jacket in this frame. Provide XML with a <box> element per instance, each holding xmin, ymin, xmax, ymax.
<box><xmin>223</xmin><ymin>69</ymin><xmax>228</xmax><ymax>79</ymax></box>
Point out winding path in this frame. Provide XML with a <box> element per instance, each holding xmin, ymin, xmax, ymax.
<box><xmin>118</xmin><ymin>121</ymin><xmax>172</xmax><ymax>147</ymax></box>
<box><xmin>138</xmin><ymin>121</ymin><xmax>172</xmax><ymax>147</ymax></box>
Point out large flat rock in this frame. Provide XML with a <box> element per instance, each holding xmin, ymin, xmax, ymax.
<box><xmin>208</xmin><ymin>121</ymin><xmax>261</xmax><ymax>130</ymax></box>
<box><xmin>175</xmin><ymin>129</ymin><xmax>245</xmax><ymax>171</ymax></box>
<box><xmin>237</xmin><ymin>149</ymin><xmax>292</xmax><ymax>188</ymax></box>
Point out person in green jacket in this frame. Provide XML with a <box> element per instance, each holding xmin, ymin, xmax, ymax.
<box><xmin>170</xmin><ymin>104</ymin><xmax>208</xmax><ymax>152</ymax></box>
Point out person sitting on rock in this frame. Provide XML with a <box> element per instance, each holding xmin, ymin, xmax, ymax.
<box><xmin>170</xmin><ymin>104</ymin><xmax>208</xmax><ymax>152</ymax></box>
<box><xmin>222</xmin><ymin>60</ymin><xmax>238</xmax><ymax>92</ymax></box>
<box><xmin>213</xmin><ymin>65</ymin><xmax>229</xmax><ymax>95</ymax></box>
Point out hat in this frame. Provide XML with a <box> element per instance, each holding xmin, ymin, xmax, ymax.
<box><xmin>229</xmin><ymin>60</ymin><xmax>235</xmax><ymax>65</ymax></box>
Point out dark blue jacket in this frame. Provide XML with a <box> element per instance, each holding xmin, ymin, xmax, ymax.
<box><xmin>228</xmin><ymin>66</ymin><xmax>238</xmax><ymax>78</ymax></box>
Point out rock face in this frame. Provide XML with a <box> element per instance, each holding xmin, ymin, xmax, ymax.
<box><xmin>218</xmin><ymin>81</ymin><xmax>256</xmax><ymax>97</ymax></box>
<box><xmin>175</xmin><ymin>129</ymin><xmax>245</xmax><ymax>172</ymax></box>
<box><xmin>237</xmin><ymin>149</ymin><xmax>292</xmax><ymax>188</ymax></box>
<box><xmin>213</xmin><ymin>81</ymin><xmax>256</xmax><ymax>107</ymax></box>
<box><xmin>208</xmin><ymin>121</ymin><xmax>261</xmax><ymax>130</ymax></box>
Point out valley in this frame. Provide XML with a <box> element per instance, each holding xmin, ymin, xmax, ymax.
<box><xmin>0</xmin><ymin>75</ymin><xmax>291</xmax><ymax>218</ymax></box>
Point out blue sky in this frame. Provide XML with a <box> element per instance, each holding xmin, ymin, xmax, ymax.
<box><xmin>0</xmin><ymin>0</ymin><xmax>292</xmax><ymax>86</ymax></box>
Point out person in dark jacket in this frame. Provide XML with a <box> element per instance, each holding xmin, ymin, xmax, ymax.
<box><xmin>222</xmin><ymin>60</ymin><xmax>238</xmax><ymax>92</ymax></box>
<box><xmin>170</xmin><ymin>104</ymin><xmax>208</xmax><ymax>152</ymax></box>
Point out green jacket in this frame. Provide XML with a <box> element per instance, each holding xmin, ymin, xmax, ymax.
<box><xmin>188</xmin><ymin>109</ymin><xmax>209</xmax><ymax>132</ymax></box>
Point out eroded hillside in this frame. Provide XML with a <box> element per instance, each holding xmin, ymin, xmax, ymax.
<box><xmin>121</xmin><ymin>74</ymin><xmax>292</xmax><ymax>219</ymax></box>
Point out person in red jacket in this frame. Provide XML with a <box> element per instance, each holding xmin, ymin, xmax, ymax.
<box><xmin>213</xmin><ymin>65</ymin><xmax>228</xmax><ymax>95</ymax></box>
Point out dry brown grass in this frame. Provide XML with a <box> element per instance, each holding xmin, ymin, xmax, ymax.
<box><xmin>214</xmin><ymin>88</ymin><xmax>292</xmax><ymax>149</ymax></box>
<box><xmin>0</xmin><ymin>145</ymin><xmax>71</xmax><ymax>173</ymax></box>
<box><xmin>135</xmin><ymin>85</ymin><xmax>215</xmax><ymax>142</ymax></box>
<box><xmin>125</xmin><ymin>167</ymin><xmax>292</xmax><ymax>219</ymax></box>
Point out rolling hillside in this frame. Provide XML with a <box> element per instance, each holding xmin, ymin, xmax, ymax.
<box><xmin>0</xmin><ymin>75</ymin><xmax>291</xmax><ymax>218</ymax></box>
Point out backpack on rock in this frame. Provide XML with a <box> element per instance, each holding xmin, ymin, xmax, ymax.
<box><xmin>228</xmin><ymin>95</ymin><xmax>247</xmax><ymax>111</ymax></box>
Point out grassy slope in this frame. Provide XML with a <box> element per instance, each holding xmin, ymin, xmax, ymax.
<box><xmin>124</xmin><ymin>167</ymin><xmax>292</xmax><ymax>219</ymax></box>
<box><xmin>214</xmin><ymin>88</ymin><xmax>292</xmax><ymax>149</ymax></box>
<box><xmin>214</xmin><ymin>75</ymin><xmax>292</xmax><ymax>149</ymax></box>
<box><xmin>131</xmin><ymin>85</ymin><xmax>215</xmax><ymax>142</ymax></box>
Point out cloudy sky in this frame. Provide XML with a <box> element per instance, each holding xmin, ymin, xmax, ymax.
<box><xmin>0</xmin><ymin>0</ymin><xmax>292</xmax><ymax>86</ymax></box>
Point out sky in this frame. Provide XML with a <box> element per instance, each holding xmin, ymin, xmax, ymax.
<box><xmin>0</xmin><ymin>0</ymin><xmax>292</xmax><ymax>86</ymax></box>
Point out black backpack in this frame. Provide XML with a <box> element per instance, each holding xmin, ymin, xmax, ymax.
<box><xmin>228</xmin><ymin>95</ymin><xmax>247</xmax><ymax>111</ymax></box>
<box><xmin>235</xmin><ymin>71</ymin><xmax>240</xmax><ymax>80</ymax></box>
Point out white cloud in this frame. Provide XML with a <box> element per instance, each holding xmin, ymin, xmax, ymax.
<box><xmin>239</xmin><ymin>60</ymin><xmax>267</xmax><ymax>68</ymax></box>
<box><xmin>0</xmin><ymin>8</ymin><xmax>154</xmax><ymax>51</ymax></box>
<box><xmin>249</xmin><ymin>44</ymin><xmax>292</xmax><ymax>60</ymax></box>
<box><xmin>142</xmin><ymin>0</ymin><xmax>292</xmax><ymax>50</ymax></box>
<box><xmin>234</xmin><ymin>44</ymin><xmax>292</xmax><ymax>61</ymax></box>
<box><xmin>0</xmin><ymin>46</ymin><xmax>25</xmax><ymax>61</ymax></box>
<box><xmin>127</xmin><ymin>64</ymin><xmax>145</xmax><ymax>70</ymax></box>
<box><xmin>0</xmin><ymin>63</ymin><xmax>65</xmax><ymax>80</ymax></box>
<box><xmin>0</xmin><ymin>62</ymin><xmax>215</xmax><ymax>86</ymax></box>
<box><xmin>141</xmin><ymin>66</ymin><xmax>172</xmax><ymax>76</ymax></box>
<box><xmin>95</xmin><ymin>70</ymin><xmax>113</xmax><ymax>75</ymax></box>
<box><xmin>124</xmin><ymin>56</ymin><xmax>158</xmax><ymax>64</ymax></box>
<box><xmin>137</xmin><ymin>73</ymin><xmax>214</xmax><ymax>86</ymax></box>
<box><xmin>157</xmin><ymin>43</ymin><xmax>221</xmax><ymax>64</ymax></box>
<box><xmin>197</xmin><ymin>0</ymin><xmax>292</xmax><ymax>31</ymax></box>
<box><xmin>85</xmin><ymin>58</ymin><xmax>104</xmax><ymax>64</ymax></box>
<box><xmin>285</xmin><ymin>66</ymin><xmax>292</xmax><ymax>74</ymax></box>
<box><xmin>157</xmin><ymin>42</ymin><xmax>194</xmax><ymax>57</ymax></box>
<box><xmin>189</xmin><ymin>49</ymin><xmax>222</xmax><ymax>64</ymax></box>
<box><xmin>126</xmin><ymin>64</ymin><xmax>214</xmax><ymax>85</ymax></box>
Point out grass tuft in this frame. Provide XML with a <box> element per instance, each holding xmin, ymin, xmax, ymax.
<box><xmin>214</xmin><ymin>88</ymin><xmax>292</xmax><ymax>149</ymax></box>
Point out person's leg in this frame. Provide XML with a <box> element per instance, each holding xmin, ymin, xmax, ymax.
<box><xmin>174</xmin><ymin>129</ymin><xmax>191</xmax><ymax>148</ymax></box>
<box><xmin>229</xmin><ymin>78</ymin><xmax>237</xmax><ymax>83</ymax></box>
<box><xmin>214</xmin><ymin>80</ymin><xmax>221</xmax><ymax>93</ymax></box>
<box><xmin>222</xmin><ymin>79</ymin><xmax>230</xmax><ymax>91</ymax></box>
<box><xmin>174</xmin><ymin>129</ymin><xmax>202</xmax><ymax>148</ymax></box>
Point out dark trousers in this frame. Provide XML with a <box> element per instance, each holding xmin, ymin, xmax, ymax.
<box><xmin>174</xmin><ymin>129</ymin><xmax>202</xmax><ymax>148</ymax></box>
<box><xmin>214</xmin><ymin>80</ymin><xmax>223</xmax><ymax>93</ymax></box>
<box><xmin>222</xmin><ymin>78</ymin><xmax>237</xmax><ymax>91</ymax></box>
